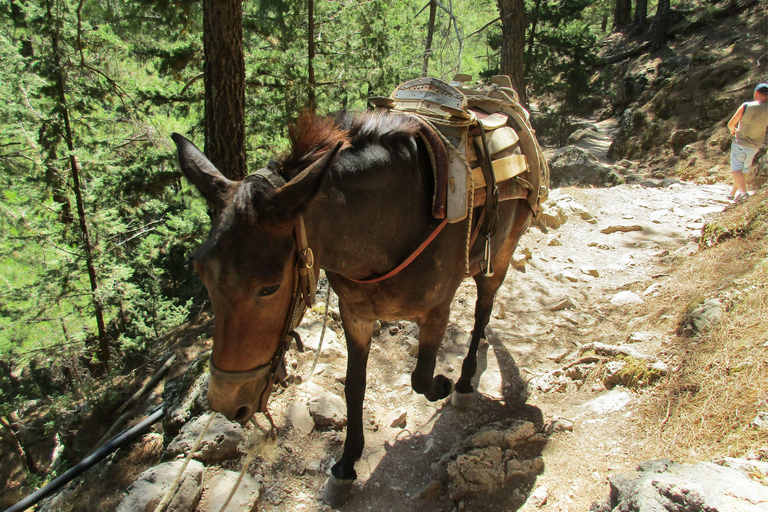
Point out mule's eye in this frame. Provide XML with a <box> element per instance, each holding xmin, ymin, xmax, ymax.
<box><xmin>256</xmin><ymin>285</ymin><xmax>280</xmax><ymax>297</ymax></box>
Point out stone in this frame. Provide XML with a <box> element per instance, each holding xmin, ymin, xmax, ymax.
<box><xmin>678</xmin><ymin>298</ymin><xmax>722</xmax><ymax>336</ymax></box>
<box><xmin>580</xmin><ymin>265</ymin><xmax>599</xmax><ymax>277</ymax></box>
<box><xmin>546</xmin><ymin>418</ymin><xmax>574</xmax><ymax>435</ymax></box>
<box><xmin>198</xmin><ymin>470</ymin><xmax>260</xmax><ymax>512</ymax></box>
<box><xmin>668</xmin><ymin>128</ymin><xmax>698</xmax><ymax>153</ymax></box>
<box><xmin>642</xmin><ymin>283</ymin><xmax>662</xmax><ymax>295</ymax></box>
<box><xmin>591</xmin><ymin>459</ymin><xmax>768</xmax><ymax>511</ymax></box>
<box><xmin>418</xmin><ymin>480</ymin><xmax>443</xmax><ymax>500</ymax></box>
<box><xmin>549</xmin><ymin>295</ymin><xmax>580</xmax><ymax>311</ymax></box>
<box><xmin>579</xmin><ymin>390</ymin><xmax>633</xmax><ymax>415</ymax></box>
<box><xmin>433</xmin><ymin>420</ymin><xmax>545</xmax><ymax>501</ymax></box>
<box><xmin>308</xmin><ymin>391</ymin><xmax>347</xmax><ymax>429</ymax></box>
<box><xmin>283</xmin><ymin>402</ymin><xmax>314</xmax><ymax>435</ymax></box>
<box><xmin>610</xmin><ymin>291</ymin><xmax>643</xmax><ymax>306</ymax></box>
<box><xmin>390</xmin><ymin>409</ymin><xmax>408</xmax><ymax>428</ymax></box>
<box><xmin>753</xmin><ymin>412</ymin><xmax>768</xmax><ymax>430</ymax></box>
<box><xmin>547</xmin><ymin>237</ymin><xmax>562</xmax><ymax>246</ymax></box>
<box><xmin>294</xmin><ymin>317</ymin><xmax>342</xmax><ymax>355</ymax></box>
<box><xmin>527</xmin><ymin>485</ymin><xmax>548</xmax><ymax>507</ymax></box>
<box><xmin>627</xmin><ymin>331</ymin><xmax>652</xmax><ymax>343</ymax></box>
<box><xmin>117</xmin><ymin>460</ymin><xmax>204</xmax><ymax>512</ymax></box>
<box><xmin>602</xmin><ymin>361</ymin><xmax>628</xmax><ymax>389</ymax></box>
<box><xmin>600</xmin><ymin>224</ymin><xmax>643</xmax><ymax>234</ymax></box>
<box><xmin>165</xmin><ymin>413</ymin><xmax>246</xmax><ymax>463</ymax></box>
<box><xmin>546</xmin><ymin>348</ymin><xmax>569</xmax><ymax>363</ymax></box>
<box><xmin>404</xmin><ymin>336</ymin><xmax>420</xmax><ymax>357</ymax></box>
<box><xmin>548</xmin><ymin>146</ymin><xmax>617</xmax><ymax>188</ymax></box>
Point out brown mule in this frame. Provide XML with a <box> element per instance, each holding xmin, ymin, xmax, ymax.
<box><xmin>172</xmin><ymin>110</ymin><xmax>534</xmax><ymax>505</ymax></box>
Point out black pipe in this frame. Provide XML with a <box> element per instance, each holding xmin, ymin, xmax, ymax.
<box><xmin>4</xmin><ymin>406</ymin><xmax>165</xmax><ymax>512</ymax></box>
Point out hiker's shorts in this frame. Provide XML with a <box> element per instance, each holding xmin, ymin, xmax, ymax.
<box><xmin>730</xmin><ymin>141</ymin><xmax>759</xmax><ymax>173</ymax></box>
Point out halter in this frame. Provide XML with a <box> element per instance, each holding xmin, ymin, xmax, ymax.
<box><xmin>208</xmin><ymin>162</ymin><xmax>317</xmax><ymax>413</ymax></box>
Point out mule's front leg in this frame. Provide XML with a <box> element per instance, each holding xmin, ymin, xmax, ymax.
<box><xmin>412</xmin><ymin>304</ymin><xmax>454</xmax><ymax>401</ymax></box>
<box><xmin>323</xmin><ymin>309</ymin><xmax>372</xmax><ymax>507</ymax></box>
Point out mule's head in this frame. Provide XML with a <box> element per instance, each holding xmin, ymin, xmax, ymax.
<box><xmin>172</xmin><ymin>133</ymin><xmax>339</xmax><ymax>423</ymax></box>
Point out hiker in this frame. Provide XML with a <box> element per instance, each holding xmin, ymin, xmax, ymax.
<box><xmin>726</xmin><ymin>82</ymin><xmax>768</xmax><ymax>201</ymax></box>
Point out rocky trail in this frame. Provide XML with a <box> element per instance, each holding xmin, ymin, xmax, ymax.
<box><xmin>106</xmin><ymin>117</ymin><xmax>767</xmax><ymax>512</ymax></box>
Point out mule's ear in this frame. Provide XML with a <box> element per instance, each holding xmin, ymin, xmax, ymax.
<box><xmin>172</xmin><ymin>133</ymin><xmax>233</xmax><ymax>207</ymax></box>
<box><xmin>265</xmin><ymin>141</ymin><xmax>342</xmax><ymax>221</ymax></box>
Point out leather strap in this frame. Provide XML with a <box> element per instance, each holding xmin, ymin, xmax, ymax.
<box><xmin>345</xmin><ymin>218</ymin><xmax>449</xmax><ymax>284</ymax></box>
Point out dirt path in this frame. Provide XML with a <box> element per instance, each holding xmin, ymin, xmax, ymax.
<box><xmin>247</xmin><ymin>177</ymin><xmax>731</xmax><ymax>512</ymax></box>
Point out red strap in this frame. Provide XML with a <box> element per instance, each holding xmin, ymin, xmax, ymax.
<box><xmin>346</xmin><ymin>218</ymin><xmax>449</xmax><ymax>284</ymax></box>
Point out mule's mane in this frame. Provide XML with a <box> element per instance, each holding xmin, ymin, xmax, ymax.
<box><xmin>281</xmin><ymin>110</ymin><xmax>421</xmax><ymax>178</ymax></box>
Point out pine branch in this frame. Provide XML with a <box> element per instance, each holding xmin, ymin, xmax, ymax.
<box><xmin>0</xmin><ymin>203</ymin><xmax>82</xmax><ymax>258</ymax></box>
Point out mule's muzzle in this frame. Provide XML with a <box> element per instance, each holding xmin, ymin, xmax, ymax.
<box><xmin>207</xmin><ymin>359</ymin><xmax>274</xmax><ymax>424</ymax></box>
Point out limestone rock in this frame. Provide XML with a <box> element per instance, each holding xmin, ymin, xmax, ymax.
<box><xmin>677</xmin><ymin>298</ymin><xmax>722</xmax><ymax>336</ymax></box>
<box><xmin>548</xmin><ymin>146</ymin><xmax>618</xmax><ymax>188</ymax></box>
<box><xmin>590</xmin><ymin>459</ymin><xmax>768</xmax><ymax>511</ymax></box>
<box><xmin>668</xmin><ymin>128</ymin><xmax>698</xmax><ymax>153</ymax></box>
<box><xmin>199</xmin><ymin>470</ymin><xmax>260</xmax><ymax>512</ymax></box>
<box><xmin>549</xmin><ymin>295</ymin><xmax>580</xmax><ymax>311</ymax></box>
<box><xmin>165</xmin><ymin>413</ymin><xmax>246</xmax><ymax>463</ymax></box>
<box><xmin>432</xmin><ymin>419</ymin><xmax>546</xmax><ymax>501</ymax></box>
<box><xmin>390</xmin><ymin>409</ymin><xmax>408</xmax><ymax>428</ymax></box>
<box><xmin>117</xmin><ymin>459</ymin><xmax>205</xmax><ymax>512</ymax></box>
<box><xmin>600</xmin><ymin>224</ymin><xmax>643</xmax><ymax>234</ymax></box>
<box><xmin>610</xmin><ymin>291</ymin><xmax>643</xmax><ymax>306</ymax></box>
<box><xmin>283</xmin><ymin>402</ymin><xmax>314</xmax><ymax>435</ymax></box>
<box><xmin>308</xmin><ymin>391</ymin><xmax>347</xmax><ymax>429</ymax></box>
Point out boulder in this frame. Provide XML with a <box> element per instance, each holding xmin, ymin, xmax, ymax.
<box><xmin>548</xmin><ymin>146</ymin><xmax>619</xmax><ymax>188</ymax></box>
<box><xmin>283</xmin><ymin>401</ymin><xmax>314</xmax><ymax>435</ymax></box>
<box><xmin>678</xmin><ymin>298</ymin><xmax>722</xmax><ymax>336</ymax></box>
<box><xmin>165</xmin><ymin>412</ymin><xmax>246</xmax><ymax>463</ymax></box>
<box><xmin>432</xmin><ymin>419</ymin><xmax>546</xmax><ymax>501</ymax></box>
<box><xmin>162</xmin><ymin>356</ymin><xmax>210</xmax><ymax>438</ymax></box>
<box><xmin>667</xmin><ymin>128</ymin><xmax>698</xmax><ymax>154</ymax></box>
<box><xmin>308</xmin><ymin>391</ymin><xmax>347</xmax><ymax>429</ymax></box>
<box><xmin>117</xmin><ymin>460</ymin><xmax>205</xmax><ymax>512</ymax></box>
<box><xmin>198</xmin><ymin>470</ymin><xmax>260</xmax><ymax>512</ymax></box>
<box><xmin>590</xmin><ymin>459</ymin><xmax>768</xmax><ymax>511</ymax></box>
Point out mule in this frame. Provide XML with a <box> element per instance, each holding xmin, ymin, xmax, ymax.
<box><xmin>172</xmin><ymin>110</ymin><xmax>534</xmax><ymax>504</ymax></box>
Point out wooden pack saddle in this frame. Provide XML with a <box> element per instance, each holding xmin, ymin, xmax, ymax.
<box><xmin>370</xmin><ymin>76</ymin><xmax>550</xmax><ymax>222</ymax></box>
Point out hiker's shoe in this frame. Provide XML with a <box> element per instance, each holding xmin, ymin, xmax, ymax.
<box><xmin>735</xmin><ymin>192</ymin><xmax>750</xmax><ymax>202</ymax></box>
<box><xmin>725</xmin><ymin>192</ymin><xmax>735</xmax><ymax>200</ymax></box>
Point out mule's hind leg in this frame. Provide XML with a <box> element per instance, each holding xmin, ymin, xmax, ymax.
<box><xmin>453</xmin><ymin>207</ymin><xmax>530</xmax><ymax>407</ymax></box>
<box><xmin>452</xmin><ymin>268</ymin><xmax>508</xmax><ymax>407</ymax></box>
<box><xmin>324</xmin><ymin>306</ymin><xmax>372</xmax><ymax>506</ymax></box>
<box><xmin>411</xmin><ymin>303</ymin><xmax>454</xmax><ymax>401</ymax></box>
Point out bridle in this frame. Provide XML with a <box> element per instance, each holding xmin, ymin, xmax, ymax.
<box><xmin>208</xmin><ymin>161</ymin><xmax>317</xmax><ymax>413</ymax></box>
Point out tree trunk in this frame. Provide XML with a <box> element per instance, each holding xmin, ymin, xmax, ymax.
<box><xmin>633</xmin><ymin>0</ymin><xmax>648</xmax><ymax>32</ymax></box>
<box><xmin>307</xmin><ymin>0</ymin><xmax>316</xmax><ymax>110</ymax></box>
<box><xmin>47</xmin><ymin>1</ymin><xmax>109</xmax><ymax>370</ymax></box>
<box><xmin>650</xmin><ymin>0</ymin><xmax>670</xmax><ymax>52</ymax></box>
<box><xmin>203</xmin><ymin>0</ymin><xmax>246</xmax><ymax>180</ymax></box>
<box><xmin>614</xmin><ymin>0</ymin><xmax>632</xmax><ymax>31</ymax></box>
<box><xmin>422</xmin><ymin>0</ymin><xmax>437</xmax><ymax>77</ymax></box>
<box><xmin>497</xmin><ymin>0</ymin><xmax>528</xmax><ymax>107</ymax></box>
<box><xmin>0</xmin><ymin>413</ymin><xmax>40</xmax><ymax>476</ymax></box>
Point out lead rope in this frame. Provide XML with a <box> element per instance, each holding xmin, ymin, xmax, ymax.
<box><xmin>215</xmin><ymin>416</ymin><xmax>272</xmax><ymax>512</ymax></box>
<box><xmin>307</xmin><ymin>279</ymin><xmax>332</xmax><ymax>379</ymax></box>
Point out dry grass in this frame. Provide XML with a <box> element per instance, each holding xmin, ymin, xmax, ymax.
<box><xmin>639</xmin><ymin>193</ymin><xmax>768</xmax><ymax>462</ymax></box>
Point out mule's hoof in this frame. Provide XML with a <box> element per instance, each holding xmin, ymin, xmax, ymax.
<box><xmin>451</xmin><ymin>390</ymin><xmax>473</xmax><ymax>409</ymax></box>
<box><xmin>322</xmin><ymin>474</ymin><xmax>354</xmax><ymax>507</ymax></box>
